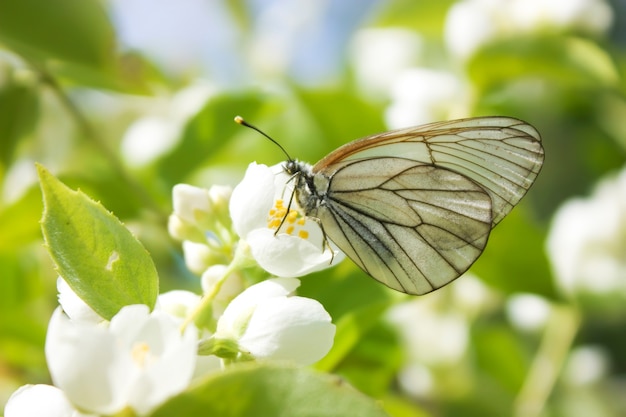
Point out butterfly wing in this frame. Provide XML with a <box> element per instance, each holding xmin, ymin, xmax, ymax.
<box><xmin>310</xmin><ymin>117</ymin><xmax>544</xmax><ymax>294</ymax></box>
<box><xmin>315</xmin><ymin>116</ymin><xmax>544</xmax><ymax>226</ymax></box>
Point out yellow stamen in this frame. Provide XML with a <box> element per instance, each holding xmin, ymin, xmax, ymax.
<box><xmin>266</xmin><ymin>199</ymin><xmax>312</xmax><ymax>241</ymax></box>
<box><xmin>131</xmin><ymin>342</ymin><xmax>151</xmax><ymax>368</ymax></box>
<box><xmin>287</xmin><ymin>210</ymin><xmax>298</xmax><ymax>223</ymax></box>
<box><xmin>268</xmin><ymin>219</ymin><xmax>281</xmax><ymax>229</ymax></box>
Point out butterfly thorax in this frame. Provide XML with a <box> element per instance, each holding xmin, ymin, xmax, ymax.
<box><xmin>284</xmin><ymin>160</ymin><xmax>328</xmax><ymax>216</ymax></box>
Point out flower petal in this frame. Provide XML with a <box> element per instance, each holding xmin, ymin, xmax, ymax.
<box><xmin>247</xmin><ymin>228</ymin><xmax>340</xmax><ymax>277</ymax></box>
<box><xmin>4</xmin><ymin>384</ymin><xmax>91</xmax><ymax>417</ymax></box>
<box><xmin>56</xmin><ymin>277</ymin><xmax>103</xmax><ymax>324</ymax></box>
<box><xmin>239</xmin><ymin>296</ymin><xmax>335</xmax><ymax>365</ymax></box>
<box><xmin>230</xmin><ymin>163</ymin><xmax>276</xmax><ymax>237</ymax></box>
<box><xmin>217</xmin><ymin>278</ymin><xmax>300</xmax><ymax>338</ymax></box>
<box><xmin>157</xmin><ymin>290</ymin><xmax>201</xmax><ymax>320</ymax></box>
<box><xmin>126</xmin><ymin>310</ymin><xmax>198</xmax><ymax>415</ymax></box>
<box><xmin>172</xmin><ymin>184</ymin><xmax>211</xmax><ymax>224</ymax></box>
<box><xmin>45</xmin><ymin>308</ymin><xmax>132</xmax><ymax>415</ymax></box>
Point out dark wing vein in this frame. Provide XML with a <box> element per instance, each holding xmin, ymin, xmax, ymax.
<box><xmin>322</xmin><ymin>201</ymin><xmax>416</xmax><ymax>293</ymax></box>
<box><xmin>312</xmin><ymin>158</ymin><xmax>492</xmax><ymax>295</ymax></box>
<box><xmin>318</xmin><ymin>117</ymin><xmax>544</xmax><ymax>227</ymax></box>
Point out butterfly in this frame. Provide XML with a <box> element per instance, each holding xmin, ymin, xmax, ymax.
<box><xmin>236</xmin><ymin>116</ymin><xmax>544</xmax><ymax>295</ymax></box>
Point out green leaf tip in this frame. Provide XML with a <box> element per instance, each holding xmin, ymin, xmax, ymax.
<box><xmin>37</xmin><ymin>164</ymin><xmax>159</xmax><ymax>320</ymax></box>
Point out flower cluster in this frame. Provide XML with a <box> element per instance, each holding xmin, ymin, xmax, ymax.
<box><xmin>5</xmin><ymin>162</ymin><xmax>339</xmax><ymax>416</ymax></box>
<box><xmin>350</xmin><ymin>0</ymin><xmax>614</xmax><ymax>129</ymax></box>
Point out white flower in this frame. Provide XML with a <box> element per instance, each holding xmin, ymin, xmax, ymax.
<box><xmin>546</xmin><ymin>167</ymin><xmax>626</xmax><ymax>307</ymax></box>
<box><xmin>230</xmin><ymin>162</ymin><xmax>344</xmax><ymax>277</ymax></box>
<box><xmin>4</xmin><ymin>384</ymin><xmax>96</xmax><ymax>417</ymax></box>
<box><xmin>56</xmin><ymin>277</ymin><xmax>103</xmax><ymax>324</ymax></box>
<box><xmin>169</xmin><ymin>183</ymin><xmax>235</xmax><ymax>274</ymax></box>
<box><xmin>45</xmin><ymin>305</ymin><xmax>198</xmax><ymax>416</ymax></box>
<box><xmin>182</xmin><ymin>240</ymin><xmax>215</xmax><ymax>274</ymax></box>
<box><xmin>385</xmin><ymin>68</ymin><xmax>467</xmax><ymax>128</ymax></box>
<box><xmin>157</xmin><ymin>290</ymin><xmax>201</xmax><ymax>320</ymax></box>
<box><xmin>170</xmin><ymin>183</ymin><xmax>233</xmax><ymax>237</ymax></box>
<box><xmin>155</xmin><ymin>291</ymin><xmax>225</xmax><ymax>380</ymax></box>
<box><xmin>214</xmin><ymin>278</ymin><xmax>335</xmax><ymax>365</ymax></box>
<box><xmin>172</xmin><ymin>184</ymin><xmax>213</xmax><ymax>226</ymax></box>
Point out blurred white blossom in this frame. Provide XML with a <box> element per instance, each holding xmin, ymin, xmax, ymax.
<box><xmin>121</xmin><ymin>82</ymin><xmax>215</xmax><ymax>167</ymax></box>
<box><xmin>445</xmin><ymin>0</ymin><xmax>613</xmax><ymax>60</ymax></box>
<box><xmin>387</xmin><ymin>296</ymin><xmax>469</xmax><ymax>367</ymax></box>
<box><xmin>45</xmin><ymin>305</ymin><xmax>198</xmax><ymax>416</ymax></box>
<box><xmin>213</xmin><ymin>278</ymin><xmax>335</xmax><ymax>365</ymax></box>
<box><xmin>546</xmin><ymin>167</ymin><xmax>626</xmax><ymax>308</ymax></box>
<box><xmin>445</xmin><ymin>0</ymin><xmax>503</xmax><ymax>61</ymax></box>
<box><xmin>386</xmin><ymin>275</ymin><xmax>497</xmax><ymax>397</ymax></box>
<box><xmin>396</xmin><ymin>363</ymin><xmax>435</xmax><ymax>398</ymax></box>
<box><xmin>509</xmin><ymin>0</ymin><xmax>612</xmax><ymax>34</ymax></box>
<box><xmin>449</xmin><ymin>273</ymin><xmax>497</xmax><ymax>317</ymax></box>
<box><xmin>562</xmin><ymin>345</ymin><xmax>610</xmax><ymax>386</ymax></box>
<box><xmin>350</xmin><ymin>28</ymin><xmax>424</xmax><ymax>99</ymax></box>
<box><xmin>230</xmin><ymin>162</ymin><xmax>344</xmax><ymax>277</ymax></box>
<box><xmin>506</xmin><ymin>293</ymin><xmax>552</xmax><ymax>332</ymax></box>
<box><xmin>385</xmin><ymin>68</ymin><xmax>468</xmax><ymax>128</ymax></box>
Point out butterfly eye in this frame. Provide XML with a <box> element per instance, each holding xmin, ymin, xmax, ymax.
<box><xmin>284</xmin><ymin>160</ymin><xmax>298</xmax><ymax>175</ymax></box>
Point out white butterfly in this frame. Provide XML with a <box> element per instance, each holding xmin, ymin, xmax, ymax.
<box><xmin>237</xmin><ymin>116</ymin><xmax>544</xmax><ymax>295</ymax></box>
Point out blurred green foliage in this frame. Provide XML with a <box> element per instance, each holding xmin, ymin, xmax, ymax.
<box><xmin>1</xmin><ymin>0</ymin><xmax>626</xmax><ymax>416</ymax></box>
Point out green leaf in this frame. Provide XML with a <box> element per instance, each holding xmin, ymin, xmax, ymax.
<box><xmin>0</xmin><ymin>0</ymin><xmax>115</xmax><ymax>71</ymax></box>
<box><xmin>37</xmin><ymin>165</ymin><xmax>158</xmax><ymax>320</ymax></box>
<box><xmin>149</xmin><ymin>364</ymin><xmax>389</xmax><ymax>417</ymax></box>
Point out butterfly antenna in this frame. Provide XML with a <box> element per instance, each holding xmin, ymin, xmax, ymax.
<box><xmin>234</xmin><ymin>116</ymin><xmax>293</xmax><ymax>162</ymax></box>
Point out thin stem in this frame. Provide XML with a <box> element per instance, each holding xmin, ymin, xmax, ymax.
<box><xmin>513</xmin><ymin>304</ymin><xmax>581</xmax><ymax>417</ymax></box>
<box><xmin>180</xmin><ymin>256</ymin><xmax>240</xmax><ymax>332</ymax></box>
<box><xmin>36</xmin><ymin>67</ymin><xmax>167</xmax><ymax>220</ymax></box>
